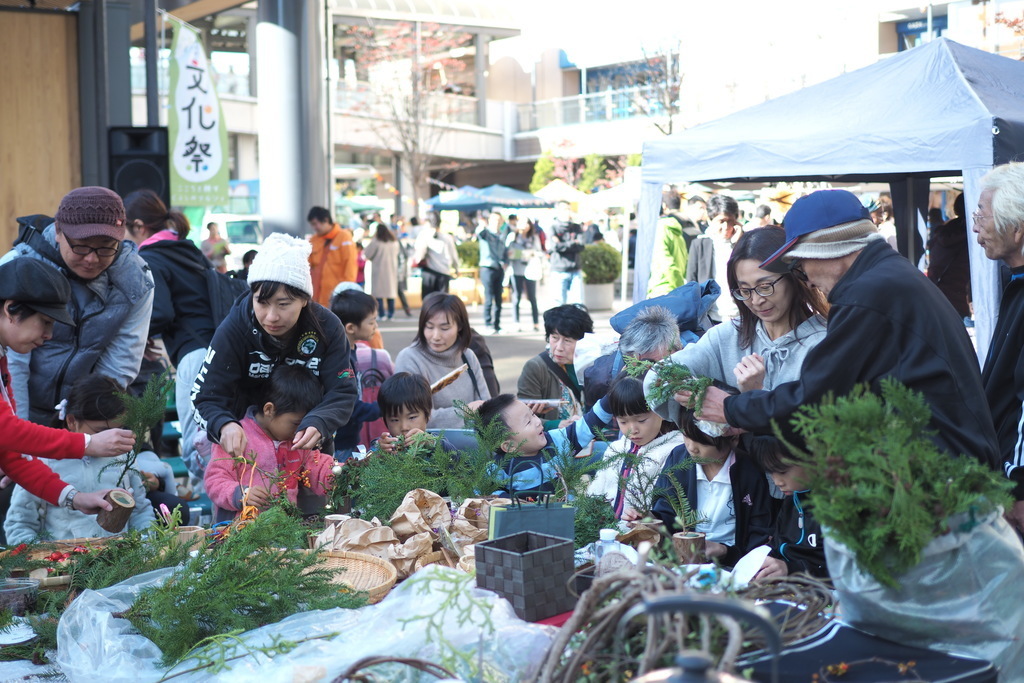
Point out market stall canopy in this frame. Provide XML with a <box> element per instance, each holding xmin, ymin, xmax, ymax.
<box><xmin>535</xmin><ymin>179</ymin><xmax>588</xmax><ymax>204</ymax></box>
<box><xmin>584</xmin><ymin>173</ymin><xmax>641</xmax><ymax>211</ymax></box>
<box><xmin>426</xmin><ymin>185</ymin><xmax>555</xmax><ymax>212</ymax></box>
<box><xmin>637</xmin><ymin>38</ymin><xmax>1024</xmax><ymax>358</ymax></box>
<box><xmin>338</xmin><ymin>197</ymin><xmax>382</xmax><ymax>213</ymax></box>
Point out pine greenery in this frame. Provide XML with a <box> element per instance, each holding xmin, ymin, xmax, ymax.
<box><xmin>106</xmin><ymin>370</ymin><xmax>175</xmax><ymax>486</ymax></box>
<box><xmin>123</xmin><ymin>507</ymin><xmax>365</xmax><ymax>666</ymax></box>
<box><xmin>784</xmin><ymin>379</ymin><xmax>1013</xmax><ymax>588</ymax></box>
<box><xmin>0</xmin><ymin>522</ymin><xmax>199</xmax><ymax>663</ymax></box>
<box><xmin>573</xmin><ymin>494</ymin><xmax>618</xmax><ymax>549</ymax></box>
<box><xmin>350</xmin><ymin>404</ymin><xmax>512</xmax><ymax>519</ymax></box>
<box><xmin>625</xmin><ymin>356</ymin><xmax>713</xmax><ymax>414</ymax></box>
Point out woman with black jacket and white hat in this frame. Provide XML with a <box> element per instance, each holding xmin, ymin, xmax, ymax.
<box><xmin>192</xmin><ymin>233</ymin><xmax>358</xmax><ymax>462</ymax></box>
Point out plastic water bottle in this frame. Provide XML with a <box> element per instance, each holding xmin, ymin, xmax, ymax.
<box><xmin>594</xmin><ymin>528</ymin><xmax>619</xmax><ymax>576</ymax></box>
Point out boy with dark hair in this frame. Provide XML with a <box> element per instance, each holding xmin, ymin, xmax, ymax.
<box><xmin>330</xmin><ymin>289</ymin><xmax>393</xmax><ymax>459</ymax></box>
<box><xmin>476</xmin><ymin>392</ymin><xmax>612</xmax><ymax>494</ymax></box>
<box><xmin>373</xmin><ymin>372</ymin><xmax>454</xmax><ymax>455</ymax></box>
<box><xmin>230</xmin><ymin>249</ymin><xmax>258</xmax><ymax>280</ymax></box>
<box><xmin>747</xmin><ymin>435</ymin><xmax>827</xmax><ymax>579</ymax></box>
<box><xmin>205</xmin><ymin>365</ymin><xmax>335</xmax><ymax>522</ymax></box>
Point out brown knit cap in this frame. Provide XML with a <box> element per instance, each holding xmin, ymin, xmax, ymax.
<box><xmin>54</xmin><ymin>186</ymin><xmax>126</xmax><ymax>241</ymax></box>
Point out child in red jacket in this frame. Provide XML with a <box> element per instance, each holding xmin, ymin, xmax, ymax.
<box><xmin>0</xmin><ymin>257</ymin><xmax>136</xmax><ymax>518</ymax></box>
<box><xmin>205</xmin><ymin>365</ymin><xmax>335</xmax><ymax>522</ymax></box>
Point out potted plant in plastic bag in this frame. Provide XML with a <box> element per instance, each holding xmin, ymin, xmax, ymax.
<box><xmin>785</xmin><ymin>379</ymin><xmax>1023</xmax><ymax>675</ymax></box>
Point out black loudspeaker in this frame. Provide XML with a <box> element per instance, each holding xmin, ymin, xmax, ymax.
<box><xmin>108</xmin><ymin>127</ymin><xmax>170</xmax><ymax>206</ymax></box>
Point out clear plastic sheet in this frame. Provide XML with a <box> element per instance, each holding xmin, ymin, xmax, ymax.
<box><xmin>57</xmin><ymin>564</ymin><xmax>555</xmax><ymax>682</ymax></box>
<box><xmin>826</xmin><ymin>509</ymin><xmax>1024</xmax><ymax>677</ymax></box>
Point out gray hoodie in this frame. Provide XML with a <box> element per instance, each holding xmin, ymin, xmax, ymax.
<box><xmin>649</xmin><ymin>315</ymin><xmax>827</xmax><ymax>426</ymax></box>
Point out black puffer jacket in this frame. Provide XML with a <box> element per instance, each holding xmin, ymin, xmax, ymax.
<box><xmin>769</xmin><ymin>490</ymin><xmax>827</xmax><ymax>578</ymax></box>
<box><xmin>724</xmin><ymin>239</ymin><xmax>999</xmax><ymax>469</ymax></box>
<box><xmin>982</xmin><ymin>265</ymin><xmax>1024</xmax><ymax>499</ymax></box>
<box><xmin>549</xmin><ymin>220</ymin><xmax>584</xmax><ymax>272</ymax></box>
<box><xmin>139</xmin><ymin>237</ymin><xmax>218</xmax><ymax>364</ymax></box>
<box><xmin>192</xmin><ymin>296</ymin><xmax>357</xmax><ymax>445</ymax></box>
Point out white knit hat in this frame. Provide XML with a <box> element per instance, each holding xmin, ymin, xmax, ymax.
<box><xmin>247</xmin><ymin>232</ymin><xmax>313</xmax><ymax>296</ymax></box>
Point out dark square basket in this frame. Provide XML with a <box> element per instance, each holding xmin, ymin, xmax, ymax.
<box><xmin>475</xmin><ymin>531</ymin><xmax>576</xmax><ymax>622</ymax></box>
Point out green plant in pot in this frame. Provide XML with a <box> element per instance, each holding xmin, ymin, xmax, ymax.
<box><xmin>580</xmin><ymin>242</ymin><xmax>620</xmax><ymax>284</ymax></box>
<box><xmin>456</xmin><ymin>239</ymin><xmax>479</xmax><ymax>270</ymax></box>
<box><xmin>786</xmin><ymin>379</ymin><xmax>1012</xmax><ymax>588</ymax></box>
<box><xmin>782</xmin><ymin>379</ymin><xmax>1023</xmax><ymax>671</ymax></box>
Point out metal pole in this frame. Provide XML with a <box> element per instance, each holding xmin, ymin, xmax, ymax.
<box><xmin>926</xmin><ymin>4</ymin><xmax>933</xmax><ymax>42</ymax></box>
<box><xmin>95</xmin><ymin>0</ymin><xmax>110</xmax><ymax>186</ymax></box>
<box><xmin>144</xmin><ymin>0</ymin><xmax>159</xmax><ymax>126</ymax></box>
<box><xmin>324</xmin><ymin>2</ymin><xmax>334</xmax><ymax>211</ymax></box>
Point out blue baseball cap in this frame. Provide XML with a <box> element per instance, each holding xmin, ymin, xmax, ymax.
<box><xmin>760</xmin><ymin>189</ymin><xmax>871</xmax><ymax>272</ymax></box>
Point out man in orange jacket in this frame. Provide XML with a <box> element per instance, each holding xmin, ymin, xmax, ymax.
<box><xmin>307</xmin><ymin>206</ymin><xmax>357</xmax><ymax>306</ymax></box>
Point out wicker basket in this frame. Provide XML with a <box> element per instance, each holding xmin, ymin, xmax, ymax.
<box><xmin>302</xmin><ymin>550</ymin><xmax>397</xmax><ymax>604</ymax></box>
<box><xmin>414</xmin><ymin>549</ymin><xmax>457</xmax><ymax>573</ymax></box>
<box><xmin>1</xmin><ymin>537</ymin><xmax>117</xmax><ymax>591</ymax></box>
<box><xmin>0</xmin><ymin>536</ymin><xmax>116</xmax><ymax>563</ymax></box>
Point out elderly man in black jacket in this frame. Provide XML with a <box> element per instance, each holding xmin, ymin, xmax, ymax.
<box><xmin>690</xmin><ymin>189</ymin><xmax>999</xmax><ymax>470</ymax></box>
<box><xmin>975</xmin><ymin>163</ymin><xmax>1024</xmax><ymax>530</ymax></box>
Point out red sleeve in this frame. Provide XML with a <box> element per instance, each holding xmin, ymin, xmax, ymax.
<box><xmin>0</xmin><ymin>405</ymin><xmax>86</xmax><ymax>506</ymax></box>
<box><xmin>0</xmin><ymin>454</ymin><xmax>68</xmax><ymax>506</ymax></box>
<box><xmin>0</xmin><ymin>404</ymin><xmax>87</xmax><ymax>459</ymax></box>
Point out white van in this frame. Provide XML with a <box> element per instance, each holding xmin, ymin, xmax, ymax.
<box><xmin>199</xmin><ymin>213</ymin><xmax>263</xmax><ymax>272</ymax></box>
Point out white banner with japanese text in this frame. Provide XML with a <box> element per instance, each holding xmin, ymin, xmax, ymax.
<box><xmin>167</xmin><ymin>16</ymin><xmax>229</xmax><ymax>207</ymax></box>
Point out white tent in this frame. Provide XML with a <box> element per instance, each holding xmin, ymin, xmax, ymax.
<box><xmin>535</xmin><ymin>179</ymin><xmax>588</xmax><ymax>205</ymax></box>
<box><xmin>637</xmin><ymin>38</ymin><xmax>1024</xmax><ymax>358</ymax></box>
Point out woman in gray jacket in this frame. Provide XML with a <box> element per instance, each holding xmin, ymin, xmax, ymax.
<box><xmin>648</xmin><ymin>227</ymin><xmax>829</xmax><ymax>426</ymax></box>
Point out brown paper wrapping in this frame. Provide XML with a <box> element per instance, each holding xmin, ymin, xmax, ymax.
<box><xmin>448</xmin><ymin>497</ymin><xmax>510</xmax><ymax>551</ymax></box>
<box><xmin>388</xmin><ymin>489</ymin><xmax>452</xmax><ymax>541</ymax></box>
<box><xmin>387</xmin><ymin>531</ymin><xmax>434</xmax><ymax>579</ymax></box>
<box><xmin>314</xmin><ymin>516</ymin><xmax>398</xmax><ymax>560</ymax></box>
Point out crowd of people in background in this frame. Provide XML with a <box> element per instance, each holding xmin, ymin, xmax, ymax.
<box><xmin>0</xmin><ymin>161</ymin><xmax>1015</xmax><ymax>586</ymax></box>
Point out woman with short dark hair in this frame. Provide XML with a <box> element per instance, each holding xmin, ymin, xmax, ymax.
<box><xmin>517</xmin><ymin>304</ymin><xmax>594</xmax><ymax>428</ymax></box>
<box><xmin>393</xmin><ymin>292</ymin><xmax>491</xmax><ymax>429</ymax></box>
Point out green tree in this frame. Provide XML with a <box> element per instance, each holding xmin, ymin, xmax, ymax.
<box><xmin>530</xmin><ymin>151</ymin><xmax>556</xmax><ymax>193</ymax></box>
<box><xmin>578</xmin><ymin>153</ymin><xmax>607</xmax><ymax>193</ymax></box>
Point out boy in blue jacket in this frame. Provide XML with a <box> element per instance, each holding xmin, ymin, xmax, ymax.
<box><xmin>477</xmin><ymin>393</ymin><xmax>613</xmax><ymax>494</ymax></box>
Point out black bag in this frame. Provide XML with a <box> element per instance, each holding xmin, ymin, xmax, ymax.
<box><xmin>488</xmin><ymin>496</ymin><xmax>576</xmax><ymax>541</ymax></box>
<box><xmin>141</xmin><ymin>238</ymin><xmax>247</xmax><ymax>326</ymax></box>
<box><xmin>15</xmin><ymin>215</ymin><xmax>64</xmax><ymax>263</ymax></box>
<box><xmin>205</xmin><ymin>266</ymin><xmax>248</xmax><ymax>324</ymax></box>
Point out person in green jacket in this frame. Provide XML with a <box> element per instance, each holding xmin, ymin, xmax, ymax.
<box><xmin>647</xmin><ymin>193</ymin><xmax>704</xmax><ymax>297</ymax></box>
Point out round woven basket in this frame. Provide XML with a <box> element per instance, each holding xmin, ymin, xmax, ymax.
<box><xmin>304</xmin><ymin>550</ymin><xmax>397</xmax><ymax>604</ymax></box>
<box><xmin>413</xmin><ymin>549</ymin><xmax>456</xmax><ymax>573</ymax></box>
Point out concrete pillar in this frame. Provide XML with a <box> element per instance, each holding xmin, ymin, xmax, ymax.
<box><xmin>257</xmin><ymin>0</ymin><xmax>328</xmax><ymax>236</ymax></box>
<box><xmin>474</xmin><ymin>33</ymin><xmax>488</xmax><ymax>127</ymax></box>
<box><xmin>78</xmin><ymin>0</ymin><xmax>133</xmax><ymax>188</ymax></box>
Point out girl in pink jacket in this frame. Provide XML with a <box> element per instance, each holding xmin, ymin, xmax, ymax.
<box><xmin>205</xmin><ymin>365</ymin><xmax>335</xmax><ymax>522</ymax></box>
